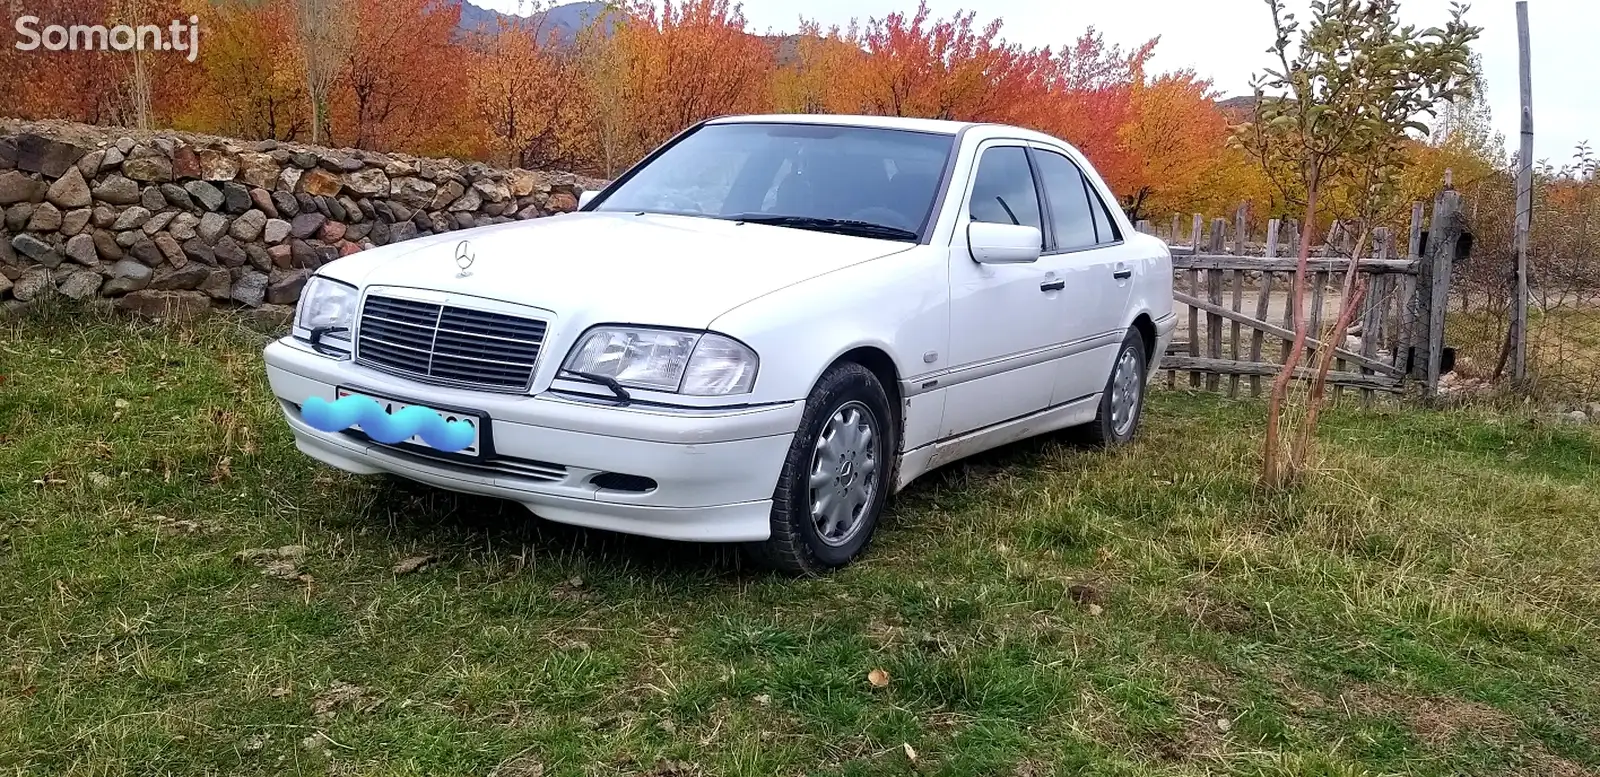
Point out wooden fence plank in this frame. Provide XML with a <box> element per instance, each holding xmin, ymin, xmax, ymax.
<box><xmin>1206</xmin><ymin>219</ymin><xmax>1226</xmax><ymax>391</ymax></box>
<box><xmin>1189</xmin><ymin>213</ymin><xmax>1203</xmax><ymax>388</ymax></box>
<box><xmin>1310</xmin><ymin>269</ymin><xmax>1328</xmax><ymax>388</ymax></box>
<box><xmin>1229</xmin><ymin>266</ymin><xmax>1243</xmax><ymax>398</ymax></box>
<box><xmin>1322</xmin><ymin>223</ymin><xmax>1342</xmax><ymax>403</ymax></box>
<box><xmin>1228</xmin><ymin>208</ymin><xmax>1246</xmax><ymax>398</ymax></box>
<box><xmin>1171</xmin><ymin>256</ymin><xmax>1415</xmax><ymax>273</ymax></box>
<box><xmin>1424</xmin><ymin>191</ymin><xmax>1463</xmax><ymax>397</ymax></box>
<box><xmin>1250</xmin><ymin>218</ymin><xmax>1279</xmax><ymax>397</ymax></box>
<box><xmin>1360</xmin><ymin>228</ymin><xmax>1389</xmax><ymax>406</ymax></box>
<box><xmin>1188</xmin><ymin>267</ymin><xmax>1201</xmax><ymax>388</ymax></box>
<box><xmin>1397</xmin><ymin>202</ymin><xmax>1424</xmax><ymax>371</ymax></box>
<box><xmin>1281</xmin><ymin>220</ymin><xmax>1298</xmax><ymax>364</ymax></box>
<box><xmin>1171</xmin><ymin>291</ymin><xmax>1403</xmax><ymax>376</ymax></box>
<box><xmin>1160</xmin><ymin>356</ymin><xmax>1402</xmax><ymax>391</ymax></box>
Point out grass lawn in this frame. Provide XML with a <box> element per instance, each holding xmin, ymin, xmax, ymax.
<box><xmin>4</xmin><ymin>307</ymin><xmax>1600</xmax><ymax>776</ymax></box>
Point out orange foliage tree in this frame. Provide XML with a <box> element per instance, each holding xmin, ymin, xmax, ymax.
<box><xmin>337</xmin><ymin>0</ymin><xmax>467</xmax><ymax>154</ymax></box>
<box><xmin>1</xmin><ymin>0</ymin><xmax>195</xmax><ymax>126</ymax></box>
<box><xmin>468</xmin><ymin>14</ymin><xmax>585</xmax><ymax>170</ymax></box>
<box><xmin>1119</xmin><ymin>71</ymin><xmax>1230</xmax><ymax>221</ymax></box>
<box><xmin>605</xmin><ymin>0</ymin><xmax>774</xmax><ymax>164</ymax></box>
<box><xmin>0</xmin><ymin>0</ymin><xmax>1286</xmax><ymax>219</ymax></box>
<box><xmin>181</xmin><ymin>0</ymin><xmax>310</xmax><ymax>139</ymax></box>
<box><xmin>770</xmin><ymin>22</ymin><xmax>866</xmax><ymax>115</ymax></box>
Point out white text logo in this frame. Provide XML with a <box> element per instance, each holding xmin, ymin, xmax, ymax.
<box><xmin>14</xmin><ymin>15</ymin><xmax>200</xmax><ymax>63</ymax></box>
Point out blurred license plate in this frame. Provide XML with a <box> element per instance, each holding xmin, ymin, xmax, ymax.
<box><xmin>335</xmin><ymin>388</ymin><xmax>482</xmax><ymax>456</ymax></box>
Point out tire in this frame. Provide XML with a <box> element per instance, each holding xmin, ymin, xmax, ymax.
<box><xmin>747</xmin><ymin>362</ymin><xmax>895</xmax><ymax>574</ymax></box>
<box><xmin>1073</xmin><ymin>329</ymin><xmax>1148</xmax><ymax>448</ymax></box>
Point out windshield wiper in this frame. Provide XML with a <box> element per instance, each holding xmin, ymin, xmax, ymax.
<box><xmin>559</xmin><ymin>369</ymin><xmax>632</xmax><ymax>404</ymax></box>
<box><xmin>726</xmin><ymin>214</ymin><xmax>919</xmax><ymax>242</ymax></box>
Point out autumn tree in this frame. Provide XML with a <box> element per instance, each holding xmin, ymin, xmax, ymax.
<box><xmin>1</xmin><ymin>0</ymin><xmax>192</xmax><ymax>126</ymax></box>
<box><xmin>183</xmin><ymin>0</ymin><xmax>311</xmax><ymax>139</ymax></box>
<box><xmin>1238</xmin><ymin>0</ymin><xmax>1480</xmax><ymax>487</ymax></box>
<box><xmin>770</xmin><ymin>21</ymin><xmax>867</xmax><ymax>115</ymax></box>
<box><xmin>337</xmin><ymin>0</ymin><xmax>467</xmax><ymax>154</ymax></box>
<box><xmin>606</xmin><ymin>0</ymin><xmax>774</xmax><ymax>162</ymax></box>
<box><xmin>1030</xmin><ymin>29</ymin><xmax>1155</xmax><ymax>196</ymax></box>
<box><xmin>574</xmin><ymin>11</ymin><xmax>631</xmax><ymax>175</ymax></box>
<box><xmin>294</xmin><ymin>0</ymin><xmax>354</xmax><ymax>144</ymax></box>
<box><xmin>469</xmin><ymin>12</ymin><xmax>586</xmax><ymax>170</ymax></box>
<box><xmin>1118</xmin><ymin>71</ymin><xmax>1230</xmax><ymax>221</ymax></box>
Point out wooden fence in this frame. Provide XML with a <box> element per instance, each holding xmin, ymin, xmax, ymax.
<box><xmin>1137</xmin><ymin>189</ymin><xmax>1466</xmax><ymax>404</ymax></box>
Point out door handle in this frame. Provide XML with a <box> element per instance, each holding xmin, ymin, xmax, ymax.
<box><xmin>1113</xmin><ymin>268</ymin><xmax>1133</xmax><ymax>280</ymax></box>
<box><xmin>1040</xmin><ymin>280</ymin><xmax>1066</xmax><ymax>292</ymax></box>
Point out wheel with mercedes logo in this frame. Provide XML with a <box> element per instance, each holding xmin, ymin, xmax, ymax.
<box><xmin>747</xmin><ymin>362</ymin><xmax>895</xmax><ymax>574</ymax></box>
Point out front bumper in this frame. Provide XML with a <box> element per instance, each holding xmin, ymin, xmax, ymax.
<box><xmin>263</xmin><ymin>338</ymin><xmax>801</xmax><ymax>542</ymax></box>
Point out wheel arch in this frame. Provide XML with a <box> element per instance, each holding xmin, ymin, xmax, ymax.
<box><xmin>816</xmin><ymin>345</ymin><xmax>905</xmax><ymax>453</ymax></box>
<box><xmin>1131</xmin><ymin>312</ymin><xmax>1157</xmax><ymax>365</ymax></box>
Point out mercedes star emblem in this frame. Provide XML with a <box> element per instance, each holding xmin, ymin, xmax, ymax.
<box><xmin>454</xmin><ymin>240</ymin><xmax>474</xmax><ymax>277</ymax></box>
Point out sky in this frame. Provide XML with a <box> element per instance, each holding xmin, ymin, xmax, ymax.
<box><xmin>479</xmin><ymin>0</ymin><xmax>1597</xmax><ymax>167</ymax></box>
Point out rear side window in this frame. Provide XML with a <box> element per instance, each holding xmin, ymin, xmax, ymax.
<box><xmin>1088</xmin><ymin>180</ymin><xmax>1121</xmax><ymax>244</ymax></box>
<box><xmin>968</xmin><ymin>146</ymin><xmax>1043</xmax><ymax>240</ymax></box>
<box><xmin>1032</xmin><ymin>150</ymin><xmax>1098</xmax><ymax>251</ymax></box>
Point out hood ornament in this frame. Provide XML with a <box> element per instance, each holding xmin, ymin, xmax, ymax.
<box><xmin>454</xmin><ymin>240</ymin><xmax>475</xmax><ymax>278</ymax></box>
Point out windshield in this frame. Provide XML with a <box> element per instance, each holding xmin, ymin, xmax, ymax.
<box><xmin>592</xmin><ymin>123</ymin><xmax>955</xmax><ymax>241</ymax></box>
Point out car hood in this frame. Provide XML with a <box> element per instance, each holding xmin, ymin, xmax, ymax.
<box><xmin>318</xmin><ymin>211</ymin><xmax>914</xmax><ymax>330</ymax></box>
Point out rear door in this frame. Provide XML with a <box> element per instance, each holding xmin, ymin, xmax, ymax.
<box><xmin>1030</xmin><ymin>145</ymin><xmax>1136</xmax><ymax>405</ymax></box>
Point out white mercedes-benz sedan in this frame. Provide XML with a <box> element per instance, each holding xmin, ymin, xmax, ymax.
<box><xmin>263</xmin><ymin>114</ymin><xmax>1176</xmax><ymax>573</ymax></box>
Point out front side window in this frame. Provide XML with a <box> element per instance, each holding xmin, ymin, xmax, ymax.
<box><xmin>967</xmin><ymin>146</ymin><xmax>1044</xmax><ymax>243</ymax></box>
<box><xmin>593</xmin><ymin>123</ymin><xmax>955</xmax><ymax>240</ymax></box>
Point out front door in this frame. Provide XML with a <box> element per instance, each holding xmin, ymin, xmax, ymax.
<box><xmin>941</xmin><ymin>143</ymin><xmax>1064</xmax><ymax>438</ymax></box>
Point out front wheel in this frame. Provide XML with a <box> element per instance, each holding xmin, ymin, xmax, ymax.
<box><xmin>747</xmin><ymin>363</ymin><xmax>894</xmax><ymax>574</ymax></box>
<box><xmin>1073</xmin><ymin>329</ymin><xmax>1148</xmax><ymax>448</ymax></box>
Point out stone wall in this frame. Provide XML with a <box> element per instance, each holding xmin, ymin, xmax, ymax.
<box><xmin>0</xmin><ymin>120</ymin><xmax>601</xmax><ymax>322</ymax></box>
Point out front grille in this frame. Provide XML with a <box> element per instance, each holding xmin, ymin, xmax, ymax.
<box><xmin>355</xmin><ymin>294</ymin><xmax>547</xmax><ymax>392</ymax></box>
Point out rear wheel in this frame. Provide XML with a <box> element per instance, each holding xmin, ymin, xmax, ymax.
<box><xmin>1074</xmin><ymin>329</ymin><xmax>1148</xmax><ymax>448</ymax></box>
<box><xmin>747</xmin><ymin>363</ymin><xmax>894</xmax><ymax>574</ymax></box>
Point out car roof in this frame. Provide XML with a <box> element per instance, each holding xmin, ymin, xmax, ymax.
<box><xmin>707</xmin><ymin>114</ymin><xmax>976</xmax><ymax>135</ymax></box>
<box><xmin>705</xmin><ymin>114</ymin><xmax>1077</xmax><ymax>148</ymax></box>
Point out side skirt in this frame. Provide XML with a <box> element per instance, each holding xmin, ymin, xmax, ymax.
<box><xmin>892</xmin><ymin>393</ymin><xmax>1102</xmax><ymax>492</ymax></box>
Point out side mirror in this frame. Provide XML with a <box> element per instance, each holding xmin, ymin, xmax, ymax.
<box><xmin>968</xmin><ymin>221</ymin><xmax>1042</xmax><ymax>264</ymax></box>
<box><xmin>577</xmin><ymin>190</ymin><xmax>599</xmax><ymax>210</ymax></box>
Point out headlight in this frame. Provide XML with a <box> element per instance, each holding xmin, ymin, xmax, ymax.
<box><xmin>293</xmin><ymin>276</ymin><xmax>358</xmax><ymax>355</ymax></box>
<box><xmin>562</xmin><ymin>327</ymin><xmax>758</xmax><ymax>396</ymax></box>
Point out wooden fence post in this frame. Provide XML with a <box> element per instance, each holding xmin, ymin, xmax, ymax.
<box><xmin>1189</xmin><ymin>213</ymin><xmax>1203</xmax><ymax>387</ymax></box>
<box><xmin>1280</xmin><ymin>219</ymin><xmax>1299</xmax><ymax>364</ymax></box>
<box><xmin>1396</xmin><ymin>202</ymin><xmax>1425</xmax><ymax>373</ymax></box>
<box><xmin>1228</xmin><ymin>208</ymin><xmax>1247</xmax><ymax>396</ymax></box>
<box><xmin>1359</xmin><ymin>228</ymin><xmax>1390</xmax><ymax>407</ymax></box>
<box><xmin>1416</xmin><ymin>190</ymin><xmax>1464</xmax><ymax>398</ymax></box>
<box><xmin>1249</xmin><ymin>219</ymin><xmax>1279</xmax><ymax>397</ymax></box>
<box><xmin>1512</xmin><ymin>0</ymin><xmax>1533</xmax><ymax>382</ymax></box>
<box><xmin>1206</xmin><ymin>219</ymin><xmax>1227</xmax><ymax>391</ymax></box>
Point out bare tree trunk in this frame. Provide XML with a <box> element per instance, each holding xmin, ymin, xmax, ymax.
<box><xmin>1262</xmin><ymin>182</ymin><xmax>1320</xmax><ymax>488</ymax></box>
<box><xmin>1291</xmin><ymin>230</ymin><xmax>1371</xmax><ymax>469</ymax></box>
<box><xmin>130</xmin><ymin>51</ymin><xmax>151</xmax><ymax>130</ymax></box>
